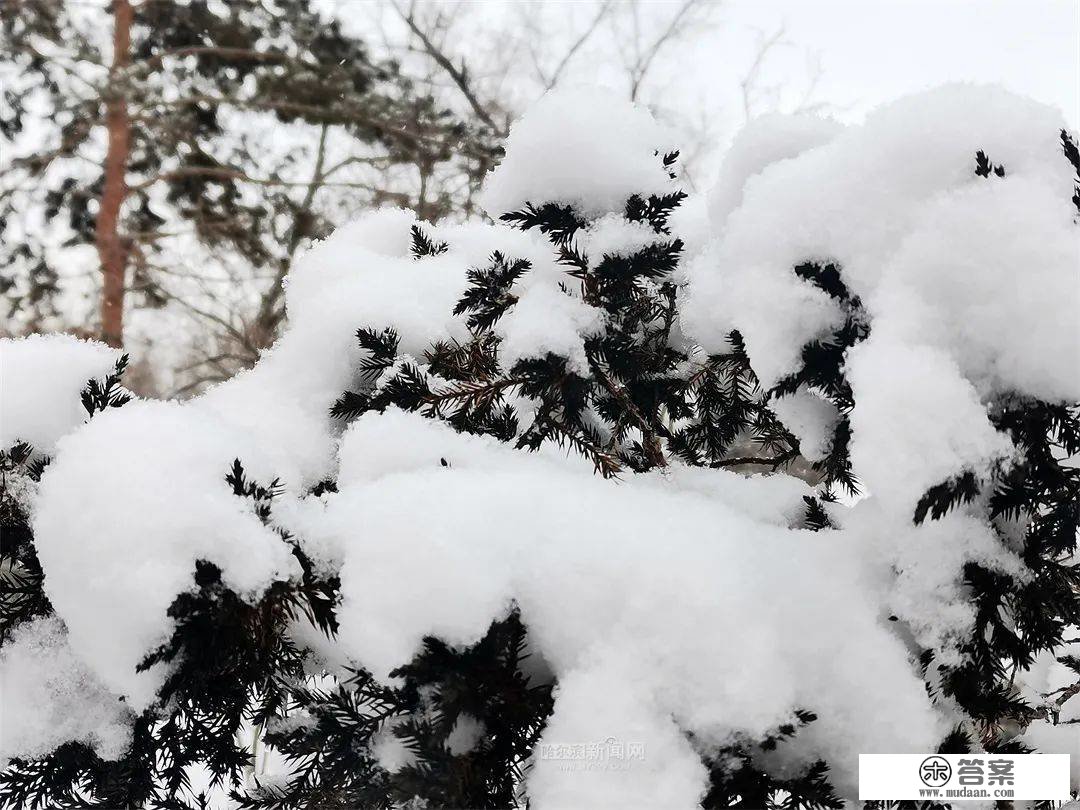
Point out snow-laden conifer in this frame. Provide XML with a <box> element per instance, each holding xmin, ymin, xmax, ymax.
<box><xmin>1</xmin><ymin>85</ymin><xmax>1077</xmax><ymax>808</ymax></box>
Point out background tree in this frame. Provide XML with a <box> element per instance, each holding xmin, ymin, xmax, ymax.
<box><xmin>1</xmin><ymin>0</ymin><xmax>499</xmax><ymax>388</ymax></box>
<box><xmin>371</xmin><ymin>0</ymin><xmax>720</xmax><ymax>176</ymax></box>
<box><xmin>369</xmin><ymin>0</ymin><xmax>829</xmax><ymax>190</ymax></box>
<box><xmin>2</xmin><ymin>0</ymin><xmax>832</xmax><ymax>396</ymax></box>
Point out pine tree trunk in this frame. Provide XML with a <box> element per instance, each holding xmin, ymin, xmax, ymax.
<box><xmin>96</xmin><ymin>0</ymin><xmax>132</xmax><ymax>348</ymax></box>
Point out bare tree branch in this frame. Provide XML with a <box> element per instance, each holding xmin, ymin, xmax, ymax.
<box><xmin>626</xmin><ymin>0</ymin><xmax>704</xmax><ymax>102</ymax></box>
<box><xmin>539</xmin><ymin>0</ymin><xmax>614</xmax><ymax>92</ymax></box>
<box><xmin>129</xmin><ymin>166</ymin><xmax>384</xmax><ymax>191</ymax></box>
<box><xmin>252</xmin><ymin>122</ymin><xmax>331</xmax><ymax>346</ymax></box>
<box><xmin>739</xmin><ymin>26</ymin><xmax>787</xmax><ymax>121</ymax></box>
<box><xmin>391</xmin><ymin>0</ymin><xmax>500</xmax><ymax>133</ymax></box>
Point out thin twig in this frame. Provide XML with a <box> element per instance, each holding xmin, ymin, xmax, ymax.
<box><xmin>392</xmin><ymin>0</ymin><xmax>499</xmax><ymax>132</ymax></box>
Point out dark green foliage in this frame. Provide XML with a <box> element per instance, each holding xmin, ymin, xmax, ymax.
<box><xmin>0</xmin><ymin>455</ymin><xmax>340</xmax><ymax>810</ymax></box>
<box><xmin>700</xmin><ymin>711</ymin><xmax>842</xmax><ymax>810</ymax></box>
<box><xmin>913</xmin><ymin>471</ymin><xmax>980</xmax><ymax>524</ymax></box>
<box><xmin>135</xmin><ymin>551</ymin><xmax>307</xmax><ymax>797</ymax></box>
<box><xmin>335</xmin><ymin>158</ymin><xmax>813</xmax><ymax>483</ymax></box>
<box><xmin>0</xmin><ymin>442</ymin><xmax>50</xmax><ymax>645</ymax></box>
<box><xmin>500</xmin><ymin>203</ymin><xmax>587</xmax><ymax>246</ymax></box>
<box><xmin>624</xmin><ymin>189</ymin><xmax>688</xmax><ymax>233</ymax></box>
<box><xmin>974</xmin><ymin>150</ymin><xmax>1006</xmax><ymax>178</ymax></box>
<box><xmin>902</xmin><ymin>149</ymin><xmax>1080</xmax><ymax>751</ymax></box>
<box><xmin>771</xmin><ymin>260</ymin><xmax>870</xmax><ymax>496</ymax></box>
<box><xmin>1063</xmin><ymin>129</ymin><xmax>1080</xmax><ymax>214</ymax></box>
<box><xmin>386</xmin><ymin>611</ymin><xmax>553</xmax><ymax>807</ymax></box>
<box><xmin>704</xmin><ymin>759</ymin><xmax>841</xmax><ymax>810</ymax></box>
<box><xmin>234</xmin><ymin>672</ymin><xmax>404</xmax><ymax>809</ymax></box>
<box><xmin>668</xmin><ymin>332</ymin><xmax>768</xmax><ymax>468</ymax></box>
<box><xmin>453</xmin><ymin>252</ymin><xmax>530</xmax><ymax>331</ymax></box>
<box><xmin>81</xmin><ymin>355</ymin><xmax>132</xmax><ymax>416</ymax></box>
<box><xmin>410</xmin><ymin>225</ymin><xmax>449</xmax><ymax>259</ymax></box>
<box><xmin>234</xmin><ymin>610</ymin><xmax>551</xmax><ymax>810</ymax></box>
<box><xmin>861</xmin><ymin>733</ymin><xmax>970</xmax><ymax>810</ymax></box>
<box><xmin>801</xmin><ymin>493</ymin><xmax>836</xmax><ymax>532</ymax></box>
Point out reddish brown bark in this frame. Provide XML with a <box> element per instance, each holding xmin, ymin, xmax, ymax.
<box><xmin>96</xmin><ymin>0</ymin><xmax>133</xmax><ymax>348</ymax></box>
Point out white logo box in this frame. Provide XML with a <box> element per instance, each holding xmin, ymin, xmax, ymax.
<box><xmin>859</xmin><ymin>754</ymin><xmax>1072</xmax><ymax>801</ymax></box>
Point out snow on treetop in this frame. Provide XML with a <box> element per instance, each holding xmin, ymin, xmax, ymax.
<box><xmin>34</xmin><ymin>401</ymin><xmax>301</xmax><ymax>709</ymax></box>
<box><xmin>477</xmin><ymin>86</ymin><xmax>680</xmax><ymax>218</ymax></box>
<box><xmin>0</xmin><ymin>616</ymin><xmax>132</xmax><ymax>768</ymax></box>
<box><xmin>685</xmin><ymin>83</ymin><xmax>1077</xmax><ymax>396</ymax></box>
<box><xmin>0</xmin><ymin>334</ymin><xmax>120</xmax><ymax>454</ymax></box>
<box><xmin>684</xmin><ymin>82</ymin><xmax>1078</xmax><ymax>516</ymax></box>
<box><xmin>316</xmin><ymin>410</ymin><xmax>946</xmax><ymax>801</ymax></box>
<box><xmin>704</xmin><ymin>112</ymin><xmax>844</xmax><ymax>230</ymax></box>
<box><xmin>5</xmin><ymin>82</ymin><xmax>1079</xmax><ymax>806</ymax></box>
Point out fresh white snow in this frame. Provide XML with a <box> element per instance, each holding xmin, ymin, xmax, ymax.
<box><xmin>6</xmin><ymin>82</ymin><xmax>1078</xmax><ymax>805</ymax></box>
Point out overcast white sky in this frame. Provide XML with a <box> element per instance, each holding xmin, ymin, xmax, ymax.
<box><xmin>42</xmin><ymin>0</ymin><xmax>1080</xmax><ymax>128</ymax></box>
<box><xmin>342</xmin><ymin>0</ymin><xmax>1079</xmax><ymax>179</ymax></box>
<box><xmin>723</xmin><ymin>0</ymin><xmax>1078</xmax><ymax>126</ymax></box>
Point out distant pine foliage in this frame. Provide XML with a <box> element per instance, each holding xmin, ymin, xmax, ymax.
<box><xmin>2</xmin><ymin>140</ymin><xmax>1078</xmax><ymax>810</ymax></box>
<box><xmin>1</xmin><ymin>0</ymin><xmax>498</xmax><ymax>365</ymax></box>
